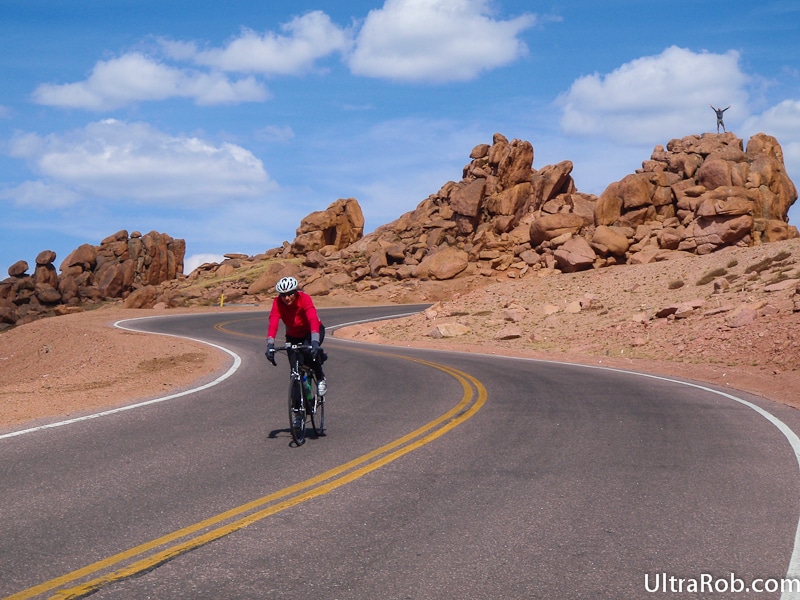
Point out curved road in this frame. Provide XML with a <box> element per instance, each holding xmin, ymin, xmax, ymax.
<box><xmin>2</xmin><ymin>305</ymin><xmax>800</xmax><ymax>599</ymax></box>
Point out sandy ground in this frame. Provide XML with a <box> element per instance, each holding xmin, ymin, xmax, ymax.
<box><xmin>0</xmin><ymin>307</ymin><xmax>237</xmax><ymax>430</ymax></box>
<box><xmin>1</xmin><ymin>239</ymin><xmax>799</xmax><ymax>431</ymax></box>
<box><xmin>337</xmin><ymin>239</ymin><xmax>800</xmax><ymax>409</ymax></box>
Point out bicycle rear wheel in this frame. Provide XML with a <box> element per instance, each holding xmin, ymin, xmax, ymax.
<box><xmin>288</xmin><ymin>378</ymin><xmax>306</xmax><ymax>446</ymax></box>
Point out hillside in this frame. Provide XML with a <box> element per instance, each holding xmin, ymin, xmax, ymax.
<box><xmin>2</xmin><ymin>131</ymin><xmax>798</xmax><ymax>327</ymax></box>
<box><xmin>338</xmin><ymin>237</ymin><xmax>800</xmax><ymax>409</ymax></box>
<box><xmin>1</xmin><ymin>131</ymin><xmax>799</xmax><ymax>429</ymax></box>
<box><xmin>1</xmin><ymin>237</ymin><xmax>798</xmax><ymax>431</ymax></box>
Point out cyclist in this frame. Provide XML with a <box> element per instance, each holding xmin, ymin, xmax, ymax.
<box><xmin>265</xmin><ymin>276</ymin><xmax>327</xmax><ymax>396</ymax></box>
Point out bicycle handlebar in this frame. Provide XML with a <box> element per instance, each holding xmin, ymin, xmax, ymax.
<box><xmin>273</xmin><ymin>343</ymin><xmax>314</xmax><ymax>352</ymax></box>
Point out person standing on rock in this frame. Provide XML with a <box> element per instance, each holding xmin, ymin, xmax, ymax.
<box><xmin>711</xmin><ymin>105</ymin><xmax>730</xmax><ymax>133</ymax></box>
<box><xmin>265</xmin><ymin>276</ymin><xmax>327</xmax><ymax>396</ymax></box>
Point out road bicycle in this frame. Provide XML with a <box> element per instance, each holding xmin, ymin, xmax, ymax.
<box><xmin>273</xmin><ymin>344</ymin><xmax>325</xmax><ymax>446</ymax></box>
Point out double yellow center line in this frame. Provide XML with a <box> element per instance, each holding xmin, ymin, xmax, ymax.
<box><xmin>8</xmin><ymin>356</ymin><xmax>486</xmax><ymax>600</ymax></box>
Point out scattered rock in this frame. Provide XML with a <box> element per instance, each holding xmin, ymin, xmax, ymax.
<box><xmin>727</xmin><ymin>306</ymin><xmax>757</xmax><ymax>328</ymax></box>
<box><xmin>713</xmin><ymin>277</ymin><xmax>730</xmax><ymax>294</ymax></box>
<box><xmin>428</xmin><ymin>323</ymin><xmax>471</xmax><ymax>338</ymax></box>
<box><xmin>764</xmin><ymin>278</ymin><xmax>800</xmax><ymax>292</ymax></box>
<box><xmin>494</xmin><ymin>326</ymin><xmax>523</xmax><ymax>340</ymax></box>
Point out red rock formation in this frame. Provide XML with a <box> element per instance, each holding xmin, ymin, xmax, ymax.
<box><xmin>0</xmin><ymin>230</ymin><xmax>185</xmax><ymax>327</ymax></box>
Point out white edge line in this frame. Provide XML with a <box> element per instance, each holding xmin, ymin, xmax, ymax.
<box><xmin>550</xmin><ymin>360</ymin><xmax>800</xmax><ymax>596</ymax></box>
<box><xmin>572</xmin><ymin>361</ymin><xmax>800</xmax><ymax>597</ymax></box>
<box><xmin>336</xmin><ymin>335</ymin><xmax>800</xmax><ymax>592</ymax></box>
<box><xmin>326</xmin><ymin>311</ymin><xmax>424</xmax><ymax>331</ymax></box>
<box><xmin>0</xmin><ymin>316</ymin><xmax>242</xmax><ymax>441</ymax></box>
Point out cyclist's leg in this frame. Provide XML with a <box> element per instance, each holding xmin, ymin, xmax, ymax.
<box><xmin>305</xmin><ymin>328</ymin><xmax>326</xmax><ymax>435</ymax></box>
<box><xmin>303</xmin><ymin>329</ymin><xmax>326</xmax><ymax>394</ymax></box>
<box><xmin>311</xmin><ymin>356</ymin><xmax>325</xmax><ymax>382</ymax></box>
<box><xmin>318</xmin><ymin>323</ymin><xmax>328</xmax><ymax>365</ymax></box>
<box><xmin>313</xmin><ymin>324</ymin><xmax>327</xmax><ymax>379</ymax></box>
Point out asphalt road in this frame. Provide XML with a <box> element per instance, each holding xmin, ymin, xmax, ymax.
<box><xmin>2</xmin><ymin>305</ymin><xmax>800</xmax><ymax>599</ymax></box>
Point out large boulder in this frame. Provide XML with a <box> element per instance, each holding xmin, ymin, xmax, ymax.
<box><xmin>8</xmin><ymin>260</ymin><xmax>28</xmax><ymax>277</ymax></box>
<box><xmin>529</xmin><ymin>161</ymin><xmax>575</xmax><ymax>213</ymax></box>
<box><xmin>591</xmin><ymin>225</ymin><xmax>631</xmax><ymax>256</ymax></box>
<box><xmin>553</xmin><ymin>236</ymin><xmax>597</xmax><ymax>272</ymax></box>
<box><xmin>292</xmin><ymin>198</ymin><xmax>364</xmax><ymax>254</ymax></box>
<box><xmin>485</xmin><ymin>182</ymin><xmax>531</xmax><ymax>217</ymax></box>
<box><xmin>96</xmin><ymin>261</ymin><xmax>136</xmax><ymax>298</ymax></box>
<box><xmin>451</xmin><ymin>178</ymin><xmax>487</xmax><ymax>218</ymax></box>
<box><xmin>33</xmin><ymin>263</ymin><xmax>59</xmax><ymax>288</ymax></box>
<box><xmin>412</xmin><ymin>247</ymin><xmax>469</xmax><ymax>280</ymax></box>
<box><xmin>691</xmin><ymin>215</ymin><xmax>753</xmax><ymax>253</ymax></box>
<box><xmin>123</xmin><ymin>285</ymin><xmax>159</xmax><ymax>309</ymax></box>
<box><xmin>36</xmin><ymin>250</ymin><xmax>56</xmax><ymax>266</ymax></box>
<box><xmin>495</xmin><ymin>138</ymin><xmax>534</xmax><ymax>189</ymax></box>
<box><xmin>60</xmin><ymin>244</ymin><xmax>97</xmax><ymax>272</ymax></box>
<box><xmin>530</xmin><ymin>213</ymin><xmax>587</xmax><ymax>246</ymax></box>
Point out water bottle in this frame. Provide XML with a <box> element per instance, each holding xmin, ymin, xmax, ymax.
<box><xmin>301</xmin><ymin>373</ymin><xmax>312</xmax><ymax>400</ymax></box>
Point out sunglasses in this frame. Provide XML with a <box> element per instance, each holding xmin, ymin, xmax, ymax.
<box><xmin>280</xmin><ymin>291</ymin><xmax>297</xmax><ymax>298</ymax></box>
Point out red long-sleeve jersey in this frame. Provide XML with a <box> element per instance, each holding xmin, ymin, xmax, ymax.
<box><xmin>267</xmin><ymin>291</ymin><xmax>321</xmax><ymax>341</ymax></box>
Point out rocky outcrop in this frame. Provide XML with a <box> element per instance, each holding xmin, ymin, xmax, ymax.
<box><xmin>0</xmin><ymin>230</ymin><xmax>184</xmax><ymax>328</ymax></box>
<box><xmin>361</xmin><ymin>131</ymin><xmax>797</xmax><ymax>276</ymax></box>
<box><xmin>303</xmin><ymin>131</ymin><xmax>797</xmax><ymax>287</ymax></box>
<box><xmin>601</xmin><ymin>132</ymin><xmax>799</xmax><ymax>260</ymax></box>
<box><xmin>289</xmin><ymin>198</ymin><xmax>364</xmax><ymax>254</ymax></box>
<box><xmin>3</xmin><ymin>131</ymin><xmax>797</xmax><ymax>319</ymax></box>
<box><xmin>176</xmin><ymin>131</ymin><xmax>799</xmax><ymax>307</ymax></box>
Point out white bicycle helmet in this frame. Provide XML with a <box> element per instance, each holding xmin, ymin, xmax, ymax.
<box><xmin>276</xmin><ymin>276</ymin><xmax>299</xmax><ymax>295</ymax></box>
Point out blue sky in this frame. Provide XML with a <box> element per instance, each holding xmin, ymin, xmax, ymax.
<box><xmin>2</xmin><ymin>0</ymin><xmax>799</xmax><ymax>274</ymax></box>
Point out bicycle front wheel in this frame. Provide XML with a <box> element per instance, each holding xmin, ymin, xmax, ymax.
<box><xmin>288</xmin><ymin>378</ymin><xmax>306</xmax><ymax>446</ymax></box>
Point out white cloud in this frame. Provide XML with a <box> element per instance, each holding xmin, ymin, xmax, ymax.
<box><xmin>558</xmin><ymin>46</ymin><xmax>749</xmax><ymax>144</ymax></box>
<box><xmin>158</xmin><ymin>39</ymin><xmax>200</xmax><ymax>62</ymax></box>
<box><xmin>31</xmin><ymin>3</ymin><xmax>538</xmax><ymax>114</ymax></box>
<box><xmin>254</xmin><ymin>125</ymin><xmax>296</xmax><ymax>143</ymax></box>
<box><xmin>183</xmin><ymin>253</ymin><xmax>226</xmax><ymax>274</ymax></box>
<box><xmin>32</xmin><ymin>53</ymin><xmax>269</xmax><ymax>110</ymax></box>
<box><xmin>0</xmin><ymin>180</ymin><xmax>81</xmax><ymax>208</ymax></box>
<box><xmin>8</xmin><ymin>119</ymin><xmax>273</xmax><ymax>206</ymax></box>
<box><xmin>191</xmin><ymin>11</ymin><xmax>352</xmax><ymax>75</ymax></box>
<box><xmin>348</xmin><ymin>0</ymin><xmax>536</xmax><ymax>82</ymax></box>
<box><xmin>743</xmin><ymin>99</ymin><xmax>800</xmax><ymax>137</ymax></box>
<box><xmin>0</xmin><ymin>104</ymin><xmax>11</xmax><ymax>118</ymax></box>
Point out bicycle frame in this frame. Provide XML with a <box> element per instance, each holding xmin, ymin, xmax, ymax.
<box><xmin>279</xmin><ymin>344</ymin><xmax>315</xmax><ymax>393</ymax></box>
<box><xmin>273</xmin><ymin>343</ymin><xmax>324</xmax><ymax>445</ymax></box>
